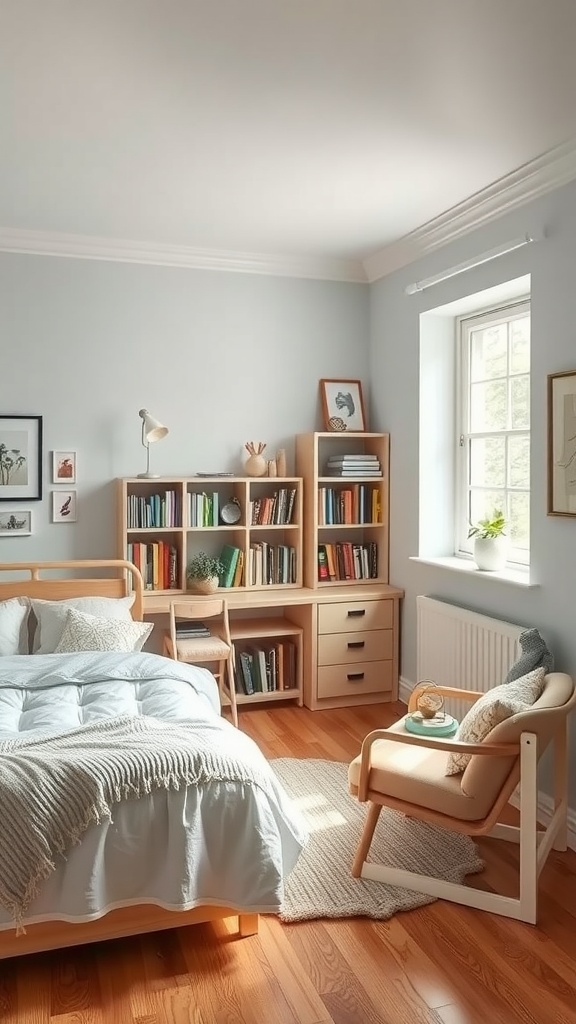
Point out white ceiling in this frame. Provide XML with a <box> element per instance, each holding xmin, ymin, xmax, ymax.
<box><xmin>2</xmin><ymin>0</ymin><xmax>576</xmax><ymax>278</ymax></box>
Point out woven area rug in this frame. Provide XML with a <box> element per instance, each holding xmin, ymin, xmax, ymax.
<box><xmin>271</xmin><ymin>757</ymin><xmax>484</xmax><ymax>923</ymax></box>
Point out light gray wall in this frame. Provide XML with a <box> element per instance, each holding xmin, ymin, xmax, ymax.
<box><xmin>370</xmin><ymin>179</ymin><xmax>576</xmax><ymax>804</ymax></box>
<box><xmin>1</xmin><ymin>253</ymin><xmax>369</xmax><ymax>560</ymax></box>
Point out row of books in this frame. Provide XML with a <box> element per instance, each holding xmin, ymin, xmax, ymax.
<box><xmin>249</xmin><ymin>543</ymin><xmax>297</xmax><ymax>586</ymax></box>
<box><xmin>317</xmin><ymin>541</ymin><xmax>378</xmax><ymax>582</ymax></box>
<box><xmin>318</xmin><ymin>485</ymin><xmax>381</xmax><ymax>525</ymax></box>
<box><xmin>233</xmin><ymin>641</ymin><xmax>298</xmax><ymax>694</ymax></box>
<box><xmin>249</xmin><ymin>488</ymin><xmax>297</xmax><ymax>526</ymax></box>
<box><xmin>188</xmin><ymin>491</ymin><xmax>221</xmax><ymax>528</ymax></box>
<box><xmin>218</xmin><ymin>545</ymin><xmax>245</xmax><ymax>588</ymax></box>
<box><xmin>324</xmin><ymin>454</ymin><xmax>382</xmax><ymax>478</ymax></box>
<box><xmin>175</xmin><ymin>620</ymin><xmax>210</xmax><ymax>638</ymax></box>
<box><xmin>128</xmin><ymin>542</ymin><xmax>179</xmax><ymax>590</ymax></box>
<box><xmin>127</xmin><ymin>492</ymin><xmax>181</xmax><ymax>529</ymax></box>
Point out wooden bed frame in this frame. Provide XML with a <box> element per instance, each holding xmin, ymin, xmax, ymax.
<box><xmin>0</xmin><ymin>559</ymin><xmax>258</xmax><ymax>959</ymax></box>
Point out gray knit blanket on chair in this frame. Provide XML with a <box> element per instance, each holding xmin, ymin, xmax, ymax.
<box><xmin>0</xmin><ymin>715</ymin><xmax>264</xmax><ymax>932</ymax></box>
<box><xmin>504</xmin><ymin>628</ymin><xmax>554</xmax><ymax>683</ymax></box>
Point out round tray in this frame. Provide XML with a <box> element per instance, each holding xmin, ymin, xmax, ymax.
<box><xmin>404</xmin><ymin>713</ymin><xmax>458</xmax><ymax>737</ymax></box>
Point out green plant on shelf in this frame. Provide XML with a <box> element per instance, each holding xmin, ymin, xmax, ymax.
<box><xmin>187</xmin><ymin>551</ymin><xmax>225</xmax><ymax>582</ymax></box>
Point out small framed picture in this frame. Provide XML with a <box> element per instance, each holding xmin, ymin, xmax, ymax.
<box><xmin>0</xmin><ymin>415</ymin><xmax>42</xmax><ymax>501</ymax></box>
<box><xmin>319</xmin><ymin>379</ymin><xmax>367</xmax><ymax>432</ymax></box>
<box><xmin>0</xmin><ymin>509</ymin><xmax>32</xmax><ymax>537</ymax></box>
<box><xmin>52</xmin><ymin>490</ymin><xmax>77</xmax><ymax>523</ymax></box>
<box><xmin>548</xmin><ymin>369</ymin><xmax>576</xmax><ymax>516</ymax></box>
<box><xmin>52</xmin><ymin>450</ymin><xmax>77</xmax><ymax>484</ymax></box>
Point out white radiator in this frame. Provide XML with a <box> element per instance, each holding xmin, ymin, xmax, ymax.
<box><xmin>416</xmin><ymin>596</ymin><xmax>524</xmax><ymax>720</ymax></box>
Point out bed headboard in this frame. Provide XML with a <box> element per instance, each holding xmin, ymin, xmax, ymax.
<box><xmin>0</xmin><ymin>560</ymin><xmax>144</xmax><ymax>620</ymax></box>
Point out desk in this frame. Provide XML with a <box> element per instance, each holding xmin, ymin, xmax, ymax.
<box><xmin>144</xmin><ymin>584</ymin><xmax>403</xmax><ymax>711</ymax></box>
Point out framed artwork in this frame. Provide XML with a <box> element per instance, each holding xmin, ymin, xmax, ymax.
<box><xmin>52</xmin><ymin>450</ymin><xmax>77</xmax><ymax>484</ymax></box>
<box><xmin>52</xmin><ymin>490</ymin><xmax>77</xmax><ymax>523</ymax></box>
<box><xmin>0</xmin><ymin>415</ymin><xmax>42</xmax><ymax>501</ymax></box>
<box><xmin>548</xmin><ymin>369</ymin><xmax>576</xmax><ymax>516</ymax></box>
<box><xmin>319</xmin><ymin>379</ymin><xmax>367</xmax><ymax>432</ymax></box>
<box><xmin>0</xmin><ymin>509</ymin><xmax>32</xmax><ymax>537</ymax></box>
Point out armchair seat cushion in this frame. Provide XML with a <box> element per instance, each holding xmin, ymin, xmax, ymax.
<box><xmin>348</xmin><ymin>719</ymin><xmax>496</xmax><ymax>822</ymax></box>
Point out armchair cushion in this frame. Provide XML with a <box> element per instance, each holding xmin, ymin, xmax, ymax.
<box><xmin>445</xmin><ymin>667</ymin><xmax>545</xmax><ymax>776</ymax></box>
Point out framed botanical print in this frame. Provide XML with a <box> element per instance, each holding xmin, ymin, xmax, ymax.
<box><xmin>0</xmin><ymin>415</ymin><xmax>42</xmax><ymax>501</ymax></box>
<box><xmin>319</xmin><ymin>379</ymin><xmax>367</xmax><ymax>432</ymax></box>
<box><xmin>548</xmin><ymin>369</ymin><xmax>576</xmax><ymax>516</ymax></box>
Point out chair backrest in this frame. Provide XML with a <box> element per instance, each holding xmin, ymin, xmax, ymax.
<box><xmin>461</xmin><ymin>672</ymin><xmax>576</xmax><ymax>802</ymax></box>
<box><xmin>169</xmin><ymin>599</ymin><xmax>231</xmax><ymax>656</ymax></box>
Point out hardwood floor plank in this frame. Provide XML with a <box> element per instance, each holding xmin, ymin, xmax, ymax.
<box><xmin>255</xmin><ymin>916</ymin><xmax>336</xmax><ymax>1024</ymax></box>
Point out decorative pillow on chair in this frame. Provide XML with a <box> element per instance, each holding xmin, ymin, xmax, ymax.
<box><xmin>31</xmin><ymin>595</ymin><xmax>136</xmax><ymax>654</ymax></box>
<box><xmin>0</xmin><ymin>597</ymin><xmax>30</xmax><ymax>655</ymax></box>
<box><xmin>445</xmin><ymin>666</ymin><xmax>546</xmax><ymax>776</ymax></box>
<box><xmin>54</xmin><ymin>607</ymin><xmax>153</xmax><ymax>654</ymax></box>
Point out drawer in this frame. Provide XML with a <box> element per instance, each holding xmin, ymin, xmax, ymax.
<box><xmin>318</xmin><ymin>599</ymin><xmax>393</xmax><ymax>635</ymax></box>
<box><xmin>317</xmin><ymin>661</ymin><xmax>393</xmax><ymax>699</ymax></box>
<box><xmin>318</xmin><ymin>629</ymin><xmax>393</xmax><ymax>666</ymax></box>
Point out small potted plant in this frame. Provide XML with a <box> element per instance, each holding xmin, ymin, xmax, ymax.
<box><xmin>187</xmin><ymin>552</ymin><xmax>225</xmax><ymax>594</ymax></box>
<box><xmin>468</xmin><ymin>509</ymin><xmax>508</xmax><ymax>571</ymax></box>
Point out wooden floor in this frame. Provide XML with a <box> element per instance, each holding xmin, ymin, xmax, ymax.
<box><xmin>3</xmin><ymin>702</ymin><xmax>576</xmax><ymax>1024</ymax></box>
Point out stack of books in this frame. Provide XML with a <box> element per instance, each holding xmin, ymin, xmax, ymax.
<box><xmin>325</xmin><ymin>453</ymin><xmax>382</xmax><ymax>477</ymax></box>
<box><xmin>175</xmin><ymin>620</ymin><xmax>211</xmax><ymax>639</ymax></box>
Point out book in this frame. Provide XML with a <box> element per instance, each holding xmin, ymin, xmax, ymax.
<box><xmin>326</xmin><ymin>469</ymin><xmax>382</xmax><ymax>477</ymax></box>
<box><xmin>218</xmin><ymin>544</ymin><xmax>241</xmax><ymax>588</ymax></box>
<box><xmin>176</xmin><ymin>619</ymin><xmax>210</xmax><ymax>638</ymax></box>
<box><xmin>327</xmin><ymin>453</ymin><xmax>378</xmax><ymax>461</ymax></box>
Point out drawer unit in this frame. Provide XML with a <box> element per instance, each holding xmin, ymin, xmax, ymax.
<box><xmin>318</xmin><ymin>629</ymin><xmax>393</xmax><ymax>666</ymax></box>
<box><xmin>318</xmin><ymin>599</ymin><xmax>393</xmax><ymax>635</ymax></box>
<box><xmin>317</xmin><ymin>661</ymin><xmax>394</xmax><ymax>700</ymax></box>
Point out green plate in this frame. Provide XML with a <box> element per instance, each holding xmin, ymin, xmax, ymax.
<box><xmin>404</xmin><ymin>713</ymin><xmax>458</xmax><ymax>737</ymax></box>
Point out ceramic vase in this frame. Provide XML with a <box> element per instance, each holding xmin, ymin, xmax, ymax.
<box><xmin>276</xmin><ymin>449</ymin><xmax>287</xmax><ymax>477</ymax></box>
<box><xmin>192</xmin><ymin>576</ymin><xmax>220</xmax><ymax>594</ymax></box>
<box><xmin>267</xmin><ymin>459</ymin><xmax>277</xmax><ymax>477</ymax></box>
<box><xmin>473</xmin><ymin>536</ymin><xmax>508</xmax><ymax>571</ymax></box>
<box><xmin>245</xmin><ymin>453</ymin><xmax>267</xmax><ymax>477</ymax></box>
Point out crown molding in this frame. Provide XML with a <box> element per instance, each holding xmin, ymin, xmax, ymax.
<box><xmin>363</xmin><ymin>138</ymin><xmax>576</xmax><ymax>283</ymax></box>
<box><xmin>0</xmin><ymin>227</ymin><xmax>368</xmax><ymax>284</ymax></box>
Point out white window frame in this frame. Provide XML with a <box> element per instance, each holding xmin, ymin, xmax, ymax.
<box><xmin>455</xmin><ymin>297</ymin><xmax>531</xmax><ymax>567</ymax></box>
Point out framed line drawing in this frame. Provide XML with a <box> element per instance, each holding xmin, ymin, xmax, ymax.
<box><xmin>0</xmin><ymin>415</ymin><xmax>42</xmax><ymax>501</ymax></box>
<box><xmin>52</xmin><ymin>490</ymin><xmax>77</xmax><ymax>523</ymax></box>
<box><xmin>0</xmin><ymin>509</ymin><xmax>32</xmax><ymax>536</ymax></box>
<box><xmin>548</xmin><ymin>369</ymin><xmax>576</xmax><ymax>516</ymax></box>
<box><xmin>319</xmin><ymin>379</ymin><xmax>367</xmax><ymax>432</ymax></box>
<box><xmin>52</xmin><ymin>450</ymin><xmax>77</xmax><ymax>484</ymax></box>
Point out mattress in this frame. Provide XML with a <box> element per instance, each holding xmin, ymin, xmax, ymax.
<box><xmin>0</xmin><ymin>651</ymin><xmax>307</xmax><ymax>930</ymax></box>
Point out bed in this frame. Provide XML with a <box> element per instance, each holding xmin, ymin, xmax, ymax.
<box><xmin>0</xmin><ymin>559</ymin><xmax>307</xmax><ymax>959</ymax></box>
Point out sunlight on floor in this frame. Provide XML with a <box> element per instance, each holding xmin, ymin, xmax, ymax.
<box><xmin>291</xmin><ymin>792</ymin><xmax>347</xmax><ymax>831</ymax></box>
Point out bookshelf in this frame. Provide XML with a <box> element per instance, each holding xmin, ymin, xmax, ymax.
<box><xmin>117</xmin><ymin>476</ymin><xmax>303</xmax><ymax>595</ymax></box>
<box><xmin>295</xmin><ymin>432</ymin><xmax>389</xmax><ymax>588</ymax></box>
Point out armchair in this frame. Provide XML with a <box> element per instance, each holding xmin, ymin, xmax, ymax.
<box><xmin>348</xmin><ymin>673</ymin><xmax>576</xmax><ymax>924</ymax></box>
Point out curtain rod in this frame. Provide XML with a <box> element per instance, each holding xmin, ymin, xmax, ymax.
<box><xmin>404</xmin><ymin>234</ymin><xmax>540</xmax><ymax>295</ymax></box>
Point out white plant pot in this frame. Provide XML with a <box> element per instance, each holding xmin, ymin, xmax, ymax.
<box><xmin>473</xmin><ymin>536</ymin><xmax>508</xmax><ymax>571</ymax></box>
<box><xmin>190</xmin><ymin>576</ymin><xmax>220</xmax><ymax>595</ymax></box>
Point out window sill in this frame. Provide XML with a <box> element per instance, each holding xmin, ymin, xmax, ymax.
<box><xmin>409</xmin><ymin>555</ymin><xmax>537</xmax><ymax>588</ymax></box>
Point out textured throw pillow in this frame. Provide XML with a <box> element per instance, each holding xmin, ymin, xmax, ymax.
<box><xmin>54</xmin><ymin>607</ymin><xmax>153</xmax><ymax>654</ymax></box>
<box><xmin>445</xmin><ymin>666</ymin><xmax>546</xmax><ymax>776</ymax></box>
<box><xmin>0</xmin><ymin>597</ymin><xmax>30</xmax><ymax>655</ymax></box>
<box><xmin>31</xmin><ymin>594</ymin><xmax>135</xmax><ymax>654</ymax></box>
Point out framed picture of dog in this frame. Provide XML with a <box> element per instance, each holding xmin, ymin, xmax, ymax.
<box><xmin>319</xmin><ymin>379</ymin><xmax>367</xmax><ymax>432</ymax></box>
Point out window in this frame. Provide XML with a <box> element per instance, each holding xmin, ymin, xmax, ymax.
<box><xmin>456</xmin><ymin>300</ymin><xmax>531</xmax><ymax>566</ymax></box>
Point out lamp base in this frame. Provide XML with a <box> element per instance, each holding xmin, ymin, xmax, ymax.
<box><xmin>137</xmin><ymin>472</ymin><xmax>160</xmax><ymax>479</ymax></box>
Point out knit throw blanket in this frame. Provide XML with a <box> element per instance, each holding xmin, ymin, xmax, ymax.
<box><xmin>0</xmin><ymin>715</ymin><xmax>265</xmax><ymax>932</ymax></box>
<box><xmin>504</xmin><ymin>628</ymin><xmax>554</xmax><ymax>683</ymax></box>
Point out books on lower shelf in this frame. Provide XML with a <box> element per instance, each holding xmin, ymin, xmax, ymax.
<box><xmin>128</xmin><ymin>541</ymin><xmax>179</xmax><ymax>590</ymax></box>
<box><xmin>248</xmin><ymin>543</ymin><xmax>297</xmax><ymax>586</ymax></box>
<box><xmin>233</xmin><ymin>640</ymin><xmax>298</xmax><ymax>695</ymax></box>
<box><xmin>317</xmin><ymin>541</ymin><xmax>378</xmax><ymax>582</ymax></box>
<box><xmin>175</xmin><ymin>620</ymin><xmax>211</xmax><ymax>638</ymax></box>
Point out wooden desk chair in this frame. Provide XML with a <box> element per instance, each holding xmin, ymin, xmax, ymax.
<box><xmin>164</xmin><ymin>599</ymin><xmax>238</xmax><ymax>727</ymax></box>
<box><xmin>348</xmin><ymin>673</ymin><xmax>576</xmax><ymax>924</ymax></box>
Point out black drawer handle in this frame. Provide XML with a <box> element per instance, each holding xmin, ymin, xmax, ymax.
<box><xmin>347</xmin><ymin>640</ymin><xmax>365</xmax><ymax>649</ymax></box>
<box><xmin>347</xmin><ymin>609</ymin><xmax>366</xmax><ymax>618</ymax></box>
<box><xmin>347</xmin><ymin>672</ymin><xmax>365</xmax><ymax>681</ymax></box>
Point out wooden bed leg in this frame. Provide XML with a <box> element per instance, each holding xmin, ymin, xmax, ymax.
<box><xmin>238</xmin><ymin>913</ymin><xmax>259</xmax><ymax>937</ymax></box>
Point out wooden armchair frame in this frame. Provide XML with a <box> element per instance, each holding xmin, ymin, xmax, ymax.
<box><xmin>351</xmin><ymin>680</ymin><xmax>574</xmax><ymax>924</ymax></box>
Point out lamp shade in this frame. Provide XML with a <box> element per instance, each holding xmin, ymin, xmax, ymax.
<box><xmin>139</xmin><ymin>408</ymin><xmax>168</xmax><ymax>444</ymax></box>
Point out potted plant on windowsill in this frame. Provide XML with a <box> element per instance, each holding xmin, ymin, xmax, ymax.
<box><xmin>468</xmin><ymin>510</ymin><xmax>508</xmax><ymax>571</ymax></box>
<box><xmin>187</xmin><ymin>552</ymin><xmax>225</xmax><ymax>595</ymax></box>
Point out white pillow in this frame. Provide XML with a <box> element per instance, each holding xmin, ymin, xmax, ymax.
<box><xmin>0</xmin><ymin>597</ymin><xmax>30</xmax><ymax>656</ymax></box>
<box><xmin>54</xmin><ymin>607</ymin><xmax>153</xmax><ymax>654</ymax></box>
<box><xmin>445</xmin><ymin>666</ymin><xmax>546</xmax><ymax>776</ymax></box>
<box><xmin>31</xmin><ymin>594</ymin><xmax>135</xmax><ymax>654</ymax></box>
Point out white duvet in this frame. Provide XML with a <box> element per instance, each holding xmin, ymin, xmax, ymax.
<box><xmin>0</xmin><ymin>652</ymin><xmax>307</xmax><ymax>930</ymax></box>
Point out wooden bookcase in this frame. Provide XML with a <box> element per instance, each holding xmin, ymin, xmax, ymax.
<box><xmin>295</xmin><ymin>432</ymin><xmax>389</xmax><ymax>588</ymax></box>
<box><xmin>117</xmin><ymin>476</ymin><xmax>303</xmax><ymax>595</ymax></box>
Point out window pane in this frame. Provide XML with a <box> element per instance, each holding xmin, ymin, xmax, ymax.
<box><xmin>470</xmin><ymin>325</ymin><xmax>507</xmax><ymax>382</ymax></box>
<box><xmin>508</xmin><ymin>491</ymin><xmax>530</xmax><ymax>550</ymax></box>
<box><xmin>470</xmin><ymin>488</ymin><xmax>505</xmax><ymax>528</ymax></box>
<box><xmin>470</xmin><ymin>380</ymin><xmax>507</xmax><ymax>431</ymax></box>
<box><xmin>510</xmin><ymin>317</ymin><xmax>530</xmax><ymax>374</ymax></box>
<box><xmin>470</xmin><ymin>437</ymin><xmax>505</xmax><ymax>488</ymax></box>
<box><xmin>510</xmin><ymin>374</ymin><xmax>530</xmax><ymax>429</ymax></box>
<box><xmin>508</xmin><ymin>435</ymin><xmax>530</xmax><ymax>488</ymax></box>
